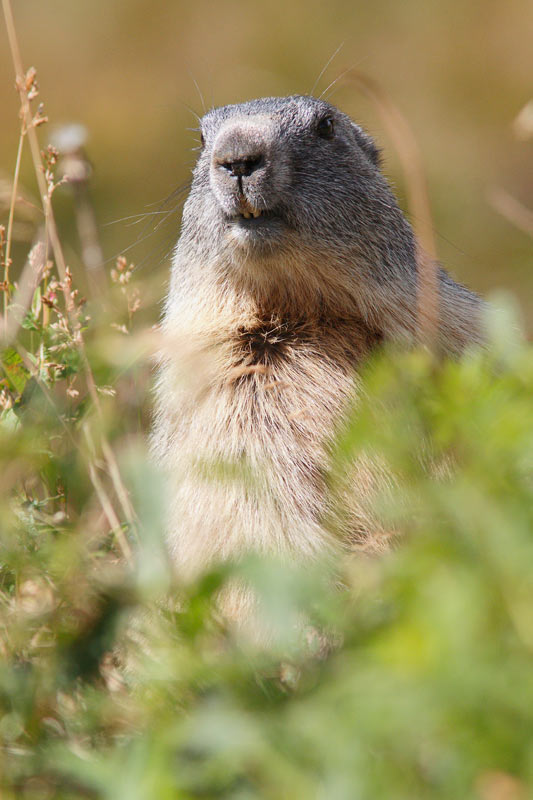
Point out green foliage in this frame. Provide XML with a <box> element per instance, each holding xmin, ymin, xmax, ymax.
<box><xmin>1</xmin><ymin>312</ymin><xmax>533</xmax><ymax>798</ymax></box>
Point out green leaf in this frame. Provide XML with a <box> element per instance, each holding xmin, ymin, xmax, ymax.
<box><xmin>1</xmin><ymin>347</ymin><xmax>30</xmax><ymax>395</ymax></box>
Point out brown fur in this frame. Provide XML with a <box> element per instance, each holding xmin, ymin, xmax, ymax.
<box><xmin>151</xmin><ymin>95</ymin><xmax>483</xmax><ymax>600</ymax></box>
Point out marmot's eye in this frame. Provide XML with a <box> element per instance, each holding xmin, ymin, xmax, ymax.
<box><xmin>200</xmin><ymin>132</ymin><xmax>205</xmax><ymax>148</ymax></box>
<box><xmin>317</xmin><ymin>116</ymin><xmax>335</xmax><ymax>140</ymax></box>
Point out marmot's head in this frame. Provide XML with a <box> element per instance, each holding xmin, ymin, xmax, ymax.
<box><xmin>178</xmin><ymin>95</ymin><xmax>416</xmax><ymax>309</ymax></box>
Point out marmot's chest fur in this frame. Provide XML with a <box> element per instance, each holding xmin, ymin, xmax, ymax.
<box><xmin>178</xmin><ymin>315</ymin><xmax>378</xmax><ymax>457</ymax></box>
<box><xmin>231</xmin><ymin>316</ymin><xmax>382</xmax><ymax>370</ymax></box>
<box><xmin>154</xmin><ymin>314</ymin><xmax>382</xmax><ymax>573</ymax></box>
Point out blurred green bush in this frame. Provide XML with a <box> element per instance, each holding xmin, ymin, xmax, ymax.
<box><xmin>2</xmin><ymin>294</ymin><xmax>533</xmax><ymax>798</ymax></box>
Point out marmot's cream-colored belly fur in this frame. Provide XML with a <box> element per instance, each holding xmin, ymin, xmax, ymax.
<box><xmin>153</xmin><ymin>302</ymin><xmax>384</xmax><ymax>576</ymax></box>
<box><xmin>151</xmin><ymin>95</ymin><xmax>483</xmax><ymax>579</ymax></box>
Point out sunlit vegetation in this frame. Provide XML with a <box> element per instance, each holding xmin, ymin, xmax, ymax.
<box><xmin>1</xmin><ymin>4</ymin><xmax>533</xmax><ymax>798</ymax></box>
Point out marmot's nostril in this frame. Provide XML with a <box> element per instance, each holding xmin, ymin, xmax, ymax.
<box><xmin>221</xmin><ymin>156</ymin><xmax>264</xmax><ymax>178</ymax></box>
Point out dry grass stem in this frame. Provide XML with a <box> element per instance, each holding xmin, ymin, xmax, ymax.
<box><xmin>489</xmin><ymin>187</ymin><xmax>533</xmax><ymax>239</ymax></box>
<box><xmin>2</xmin><ymin>0</ymin><xmax>136</xmax><ymax>549</ymax></box>
<box><xmin>344</xmin><ymin>72</ymin><xmax>439</xmax><ymax>346</ymax></box>
<box><xmin>2</xmin><ymin>235</ymin><xmax>46</xmax><ymax>346</ymax></box>
<box><xmin>83</xmin><ymin>424</ymin><xmax>134</xmax><ymax>564</ymax></box>
<box><xmin>3</xmin><ymin>129</ymin><xmax>25</xmax><ymax>329</ymax></box>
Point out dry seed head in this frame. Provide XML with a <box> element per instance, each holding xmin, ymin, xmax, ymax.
<box><xmin>96</xmin><ymin>385</ymin><xmax>117</xmax><ymax>397</ymax></box>
<box><xmin>0</xmin><ymin>386</ymin><xmax>13</xmax><ymax>411</ymax></box>
<box><xmin>32</xmin><ymin>103</ymin><xmax>48</xmax><ymax>129</ymax></box>
<box><xmin>42</xmin><ymin>144</ymin><xmax>59</xmax><ymax>168</ymax></box>
<box><xmin>66</xmin><ymin>384</ymin><xmax>80</xmax><ymax>399</ymax></box>
<box><xmin>42</xmin><ymin>294</ymin><xmax>57</xmax><ymax>308</ymax></box>
<box><xmin>111</xmin><ymin>323</ymin><xmax>129</xmax><ymax>335</ymax></box>
<box><xmin>24</xmin><ymin>67</ymin><xmax>38</xmax><ymax>97</ymax></box>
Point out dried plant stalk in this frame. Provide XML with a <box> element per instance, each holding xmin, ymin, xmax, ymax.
<box><xmin>2</xmin><ymin>0</ymin><xmax>137</xmax><ymax>554</ymax></box>
<box><xmin>343</xmin><ymin>71</ymin><xmax>439</xmax><ymax>346</ymax></box>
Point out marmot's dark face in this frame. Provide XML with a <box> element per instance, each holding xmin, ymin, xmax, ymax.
<box><xmin>184</xmin><ymin>95</ymin><xmax>384</xmax><ymax>258</ymax></box>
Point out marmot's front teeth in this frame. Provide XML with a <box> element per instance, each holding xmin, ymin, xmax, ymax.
<box><xmin>240</xmin><ymin>209</ymin><xmax>262</xmax><ymax>219</ymax></box>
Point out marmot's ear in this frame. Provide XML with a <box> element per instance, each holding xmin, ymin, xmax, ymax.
<box><xmin>351</xmin><ymin>123</ymin><xmax>381</xmax><ymax>168</ymax></box>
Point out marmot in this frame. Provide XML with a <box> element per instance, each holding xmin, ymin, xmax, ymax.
<box><xmin>151</xmin><ymin>95</ymin><xmax>483</xmax><ymax>581</ymax></box>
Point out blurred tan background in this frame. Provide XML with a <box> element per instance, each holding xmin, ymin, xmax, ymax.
<box><xmin>1</xmin><ymin>0</ymin><xmax>532</xmax><ymax>330</ymax></box>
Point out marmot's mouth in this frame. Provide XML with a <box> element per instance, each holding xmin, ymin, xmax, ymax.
<box><xmin>225</xmin><ymin>196</ymin><xmax>285</xmax><ymax>238</ymax></box>
<box><xmin>236</xmin><ymin>195</ymin><xmax>266</xmax><ymax>220</ymax></box>
<box><xmin>227</xmin><ymin>208</ymin><xmax>285</xmax><ymax>246</ymax></box>
<box><xmin>239</xmin><ymin>208</ymin><xmax>262</xmax><ymax>220</ymax></box>
<box><xmin>230</xmin><ymin>209</ymin><xmax>280</xmax><ymax>225</ymax></box>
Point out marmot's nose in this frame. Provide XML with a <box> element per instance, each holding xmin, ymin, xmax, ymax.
<box><xmin>220</xmin><ymin>155</ymin><xmax>264</xmax><ymax>178</ymax></box>
<box><xmin>212</xmin><ymin>123</ymin><xmax>269</xmax><ymax>187</ymax></box>
<box><xmin>210</xmin><ymin>120</ymin><xmax>281</xmax><ymax>215</ymax></box>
